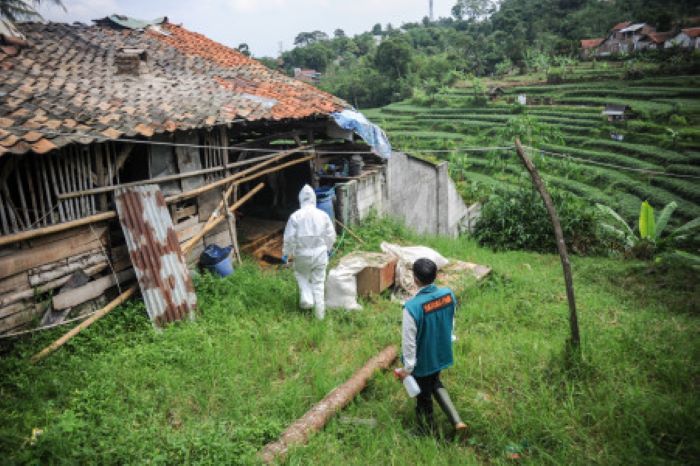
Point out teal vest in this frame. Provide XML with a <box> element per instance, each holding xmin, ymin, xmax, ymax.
<box><xmin>404</xmin><ymin>284</ymin><xmax>456</xmax><ymax>377</ymax></box>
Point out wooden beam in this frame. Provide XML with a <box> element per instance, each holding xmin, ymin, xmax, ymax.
<box><xmin>259</xmin><ymin>346</ymin><xmax>398</xmax><ymax>464</ymax></box>
<box><xmin>57</xmin><ymin>148</ymin><xmax>306</xmax><ymax>200</ymax></box>
<box><xmin>30</xmin><ymin>285</ymin><xmax>138</xmax><ymax>363</ymax></box>
<box><xmin>52</xmin><ymin>269</ymin><xmax>136</xmax><ymax>310</ymax></box>
<box><xmin>0</xmin><ymin>226</ymin><xmax>107</xmax><ymax>278</ymax></box>
<box><xmin>181</xmin><ymin>183</ymin><xmax>265</xmax><ymax>253</ymax></box>
<box><xmin>0</xmin><ymin>212</ymin><xmax>116</xmax><ymax>248</ymax></box>
<box><xmin>0</xmin><ymin>151</ymin><xmax>311</xmax><ymax>248</ymax></box>
<box><xmin>514</xmin><ymin>139</ymin><xmax>580</xmax><ymax>349</ymax></box>
<box><xmin>164</xmin><ymin>146</ymin><xmax>309</xmax><ymax>204</ymax></box>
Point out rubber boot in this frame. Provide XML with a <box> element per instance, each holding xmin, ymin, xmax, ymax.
<box><xmin>434</xmin><ymin>387</ymin><xmax>465</xmax><ymax>428</ymax></box>
<box><xmin>416</xmin><ymin>405</ymin><xmax>436</xmax><ymax>435</ymax></box>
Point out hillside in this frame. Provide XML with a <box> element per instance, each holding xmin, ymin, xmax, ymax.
<box><xmin>364</xmin><ymin>64</ymin><xmax>700</xmax><ymax>224</ymax></box>
<box><xmin>0</xmin><ymin>218</ymin><xmax>697</xmax><ymax>464</ymax></box>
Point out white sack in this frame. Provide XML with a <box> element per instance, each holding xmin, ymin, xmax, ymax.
<box><xmin>325</xmin><ymin>252</ymin><xmax>392</xmax><ymax>311</ymax></box>
<box><xmin>380</xmin><ymin>242</ymin><xmax>449</xmax><ymax>299</ymax></box>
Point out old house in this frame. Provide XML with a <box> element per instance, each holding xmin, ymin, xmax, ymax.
<box><xmin>602</xmin><ymin>104</ymin><xmax>632</xmax><ymax>122</ymax></box>
<box><xmin>0</xmin><ymin>16</ymin><xmax>471</xmax><ymax>335</ymax></box>
<box><xmin>665</xmin><ymin>27</ymin><xmax>700</xmax><ymax>49</ymax></box>
<box><xmin>579</xmin><ymin>38</ymin><xmax>604</xmax><ymax>58</ymax></box>
<box><xmin>597</xmin><ymin>21</ymin><xmax>656</xmax><ymax>56</ymax></box>
<box><xmin>636</xmin><ymin>31</ymin><xmax>674</xmax><ymax>51</ymax></box>
<box><xmin>293</xmin><ymin>68</ymin><xmax>322</xmax><ymax>84</ymax></box>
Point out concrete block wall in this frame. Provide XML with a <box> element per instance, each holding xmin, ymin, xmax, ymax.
<box><xmin>387</xmin><ymin>152</ymin><xmax>471</xmax><ymax>237</ymax></box>
<box><xmin>335</xmin><ymin>152</ymin><xmax>473</xmax><ymax>237</ymax></box>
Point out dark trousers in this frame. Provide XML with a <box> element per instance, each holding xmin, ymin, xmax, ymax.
<box><xmin>414</xmin><ymin>371</ymin><xmax>443</xmax><ymax>429</ymax></box>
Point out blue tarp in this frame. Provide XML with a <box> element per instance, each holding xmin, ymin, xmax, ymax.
<box><xmin>331</xmin><ymin>110</ymin><xmax>392</xmax><ymax>159</ymax></box>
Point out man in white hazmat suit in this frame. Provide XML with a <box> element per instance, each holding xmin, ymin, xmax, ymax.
<box><xmin>282</xmin><ymin>185</ymin><xmax>336</xmax><ymax>319</ymax></box>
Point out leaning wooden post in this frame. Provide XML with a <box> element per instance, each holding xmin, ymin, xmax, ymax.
<box><xmin>514</xmin><ymin>139</ymin><xmax>580</xmax><ymax>349</ymax></box>
<box><xmin>31</xmin><ymin>184</ymin><xmax>265</xmax><ymax>364</ymax></box>
<box><xmin>259</xmin><ymin>346</ymin><xmax>398</xmax><ymax>464</ymax></box>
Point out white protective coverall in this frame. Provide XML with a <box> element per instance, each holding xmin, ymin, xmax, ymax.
<box><xmin>283</xmin><ymin>185</ymin><xmax>337</xmax><ymax>319</ymax></box>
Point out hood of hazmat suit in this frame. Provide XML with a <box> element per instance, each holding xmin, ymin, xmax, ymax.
<box><xmin>283</xmin><ymin>185</ymin><xmax>337</xmax><ymax>320</ymax></box>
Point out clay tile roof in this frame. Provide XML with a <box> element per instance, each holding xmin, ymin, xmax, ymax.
<box><xmin>580</xmin><ymin>38</ymin><xmax>604</xmax><ymax>49</ymax></box>
<box><xmin>682</xmin><ymin>27</ymin><xmax>700</xmax><ymax>38</ymax></box>
<box><xmin>612</xmin><ymin>21</ymin><xmax>632</xmax><ymax>31</ymax></box>
<box><xmin>0</xmin><ymin>20</ymin><xmax>348</xmax><ymax>155</ymax></box>
<box><xmin>646</xmin><ymin>32</ymin><xmax>673</xmax><ymax>44</ymax></box>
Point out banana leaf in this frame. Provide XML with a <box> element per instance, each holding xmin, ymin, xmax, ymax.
<box><xmin>654</xmin><ymin>202</ymin><xmax>677</xmax><ymax>241</ymax></box>
<box><xmin>596</xmin><ymin>204</ymin><xmax>634</xmax><ymax>237</ymax></box>
<box><xmin>639</xmin><ymin>201</ymin><xmax>655</xmax><ymax>241</ymax></box>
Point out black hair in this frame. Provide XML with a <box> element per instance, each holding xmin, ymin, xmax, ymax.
<box><xmin>413</xmin><ymin>258</ymin><xmax>437</xmax><ymax>286</ymax></box>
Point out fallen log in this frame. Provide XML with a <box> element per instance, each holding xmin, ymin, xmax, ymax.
<box><xmin>259</xmin><ymin>345</ymin><xmax>397</xmax><ymax>464</ymax></box>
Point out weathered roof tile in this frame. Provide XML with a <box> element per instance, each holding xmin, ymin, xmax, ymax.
<box><xmin>1</xmin><ymin>20</ymin><xmax>348</xmax><ymax>155</ymax></box>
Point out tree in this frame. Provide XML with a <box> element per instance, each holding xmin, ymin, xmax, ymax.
<box><xmin>293</xmin><ymin>30</ymin><xmax>329</xmax><ymax>46</ymax></box>
<box><xmin>374</xmin><ymin>36</ymin><xmax>414</xmax><ymax>78</ymax></box>
<box><xmin>237</xmin><ymin>43</ymin><xmax>250</xmax><ymax>57</ymax></box>
<box><xmin>0</xmin><ymin>0</ymin><xmax>64</xmax><ymax>22</ymax></box>
<box><xmin>333</xmin><ymin>28</ymin><xmax>346</xmax><ymax>39</ymax></box>
<box><xmin>371</xmin><ymin>23</ymin><xmax>382</xmax><ymax>35</ymax></box>
<box><xmin>451</xmin><ymin>0</ymin><xmax>495</xmax><ymax>21</ymax></box>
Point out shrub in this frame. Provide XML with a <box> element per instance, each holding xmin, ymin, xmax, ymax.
<box><xmin>473</xmin><ymin>187</ymin><xmax>601</xmax><ymax>255</ymax></box>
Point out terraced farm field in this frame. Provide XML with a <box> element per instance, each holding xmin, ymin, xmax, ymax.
<box><xmin>364</xmin><ymin>72</ymin><xmax>700</xmax><ymax>224</ymax></box>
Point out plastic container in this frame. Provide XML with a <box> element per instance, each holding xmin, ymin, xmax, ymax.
<box><xmin>394</xmin><ymin>368</ymin><xmax>421</xmax><ymax>398</ymax></box>
<box><xmin>314</xmin><ymin>186</ymin><xmax>336</xmax><ymax>221</ymax></box>
<box><xmin>403</xmin><ymin>375</ymin><xmax>421</xmax><ymax>398</ymax></box>
<box><xmin>200</xmin><ymin>244</ymin><xmax>234</xmax><ymax>277</ymax></box>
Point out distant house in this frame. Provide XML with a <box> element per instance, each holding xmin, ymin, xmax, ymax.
<box><xmin>293</xmin><ymin>68</ymin><xmax>322</xmax><ymax>84</ymax></box>
<box><xmin>602</xmin><ymin>104</ymin><xmax>632</xmax><ymax>122</ymax></box>
<box><xmin>665</xmin><ymin>27</ymin><xmax>700</xmax><ymax>49</ymax></box>
<box><xmin>636</xmin><ymin>31</ymin><xmax>674</xmax><ymax>51</ymax></box>
<box><xmin>488</xmin><ymin>86</ymin><xmax>504</xmax><ymax>100</ymax></box>
<box><xmin>580</xmin><ymin>38</ymin><xmax>604</xmax><ymax>58</ymax></box>
<box><xmin>597</xmin><ymin>22</ymin><xmax>655</xmax><ymax>56</ymax></box>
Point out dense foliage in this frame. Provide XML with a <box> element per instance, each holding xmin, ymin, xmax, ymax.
<box><xmin>473</xmin><ymin>186</ymin><xmax>601</xmax><ymax>254</ymax></box>
<box><xmin>271</xmin><ymin>0</ymin><xmax>699</xmax><ymax>107</ymax></box>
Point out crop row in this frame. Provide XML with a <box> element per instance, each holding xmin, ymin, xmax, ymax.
<box><xmin>539</xmin><ymin>144</ymin><xmax>662</xmax><ymax>171</ymax></box>
<box><xmin>562</xmin><ymin>135</ymin><xmax>688</xmax><ymax>165</ymax></box>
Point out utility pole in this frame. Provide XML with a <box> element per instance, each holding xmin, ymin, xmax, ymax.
<box><xmin>429</xmin><ymin>0</ymin><xmax>434</xmax><ymax>21</ymax></box>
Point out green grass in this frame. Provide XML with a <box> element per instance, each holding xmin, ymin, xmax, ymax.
<box><xmin>1</xmin><ymin>218</ymin><xmax>698</xmax><ymax>465</ymax></box>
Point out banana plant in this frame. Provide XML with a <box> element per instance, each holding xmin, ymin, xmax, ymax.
<box><xmin>596</xmin><ymin>200</ymin><xmax>700</xmax><ymax>260</ymax></box>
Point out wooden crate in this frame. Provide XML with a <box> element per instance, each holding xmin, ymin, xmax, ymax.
<box><xmin>356</xmin><ymin>257</ymin><xmax>397</xmax><ymax>297</ymax></box>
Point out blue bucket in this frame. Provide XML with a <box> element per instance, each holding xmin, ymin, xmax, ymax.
<box><xmin>200</xmin><ymin>244</ymin><xmax>234</xmax><ymax>277</ymax></box>
<box><xmin>315</xmin><ymin>186</ymin><xmax>335</xmax><ymax>221</ymax></box>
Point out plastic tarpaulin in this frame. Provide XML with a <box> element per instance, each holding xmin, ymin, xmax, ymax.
<box><xmin>331</xmin><ymin>110</ymin><xmax>392</xmax><ymax>159</ymax></box>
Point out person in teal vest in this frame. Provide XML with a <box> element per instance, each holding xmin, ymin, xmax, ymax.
<box><xmin>396</xmin><ymin>258</ymin><xmax>467</xmax><ymax>434</ymax></box>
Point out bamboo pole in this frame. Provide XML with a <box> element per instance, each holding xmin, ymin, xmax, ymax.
<box><xmin>57</xmin><ymin>146</ymin><xmax>308</xmax><ymax>200</ymax></box>
<box><xmin>30</xmin><ymin>285</ymin><xmax>137</xmax><ymax>363</ymax></box>
<box><xmin>514</xmin><ymin>139</ymin><xmax>580</xmax><ymax>349</ymax></box>
<box><xmin>29</xmin><ymin>183</ymin><xmax>265</xmax><ymax>363</ymax></box>
<box><xmin>181</xmin><ymin>183</ymin><xmax>264</xmax><ymax>253</ymax></box>
<box><xmin>334</xmin><ymin>218</ymin><xmax>366</xmax><ymax>245</ymax></box>
<box><xmin>165</xmin><ymin>147</ymin><xmax>309</xmax><ymax>204</ymax></box>
<box><xmin>259</xmin><ymin>346</ymin><xmax>398</xmax><ymax>464</ymax></box>
<box><xmin>0</xmin><ymin>153</ymin><xmax>312</xmax><ymax>247</ymax></box>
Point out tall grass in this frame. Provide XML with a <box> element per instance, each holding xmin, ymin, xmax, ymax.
<box><xmin>1</xmin><ymin>218</ymin><xmax>698</xmax><ymax>465</ymax></box>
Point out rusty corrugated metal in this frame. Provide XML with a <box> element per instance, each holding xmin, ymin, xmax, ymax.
<box><xmin>115</xmin><ymin>185</ymin><xmax>196</xmax><ymax>327</ymax></box>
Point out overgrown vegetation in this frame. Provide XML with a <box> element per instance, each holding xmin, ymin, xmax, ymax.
<box><xmin>474</xmin><ymin>187</ymin><xmax>601</xmax><ymax>255</ymax></box>
<box><xmin>271</xmin><ymin>0</ymin><xmax>700</xmax><ymax>107</ymax></box>
<box><xmin>1</xmin><ymin>217</ymin><xmax>698</xmax><ymax>464</ymax></box>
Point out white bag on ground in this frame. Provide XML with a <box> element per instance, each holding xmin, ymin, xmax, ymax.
<box><xmin>380</xmin><ymin>242</ymin><xmax>449</xmax><ymax>299</ymax></box>
<box><xmin>325</xmin><ymin>254</ymin><xmax>372</xmax><ymax>311</ymax></box>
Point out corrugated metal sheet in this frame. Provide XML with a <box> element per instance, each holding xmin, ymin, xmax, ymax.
<box><xmin>115</xmin><ymin>185</ymin><xmax>196</xmax><ymax>327</ymax></box>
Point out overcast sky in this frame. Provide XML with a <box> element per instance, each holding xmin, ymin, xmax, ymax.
<box><xmin>38</xmin><ymin>0</ymin><xmax>454</xmax><ymax>57</ymax></box>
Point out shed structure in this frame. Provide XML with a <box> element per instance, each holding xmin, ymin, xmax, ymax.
<box><xmin>0</xmin><ymin>16</ymin><xmax>472</xmax><ymax>335</ymax></box>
